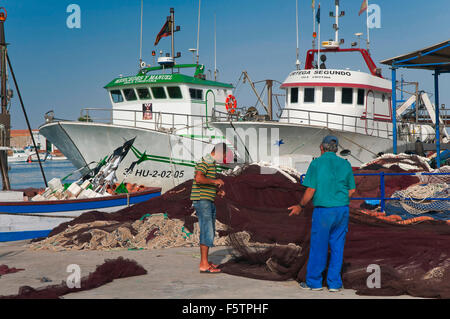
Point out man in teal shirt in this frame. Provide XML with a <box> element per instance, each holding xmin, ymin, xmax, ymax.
<box><xmin>288</xmin><ymin>135</ymin><xmax>356</xmax><ymax>292</ymax></box>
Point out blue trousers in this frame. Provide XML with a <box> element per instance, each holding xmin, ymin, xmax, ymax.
<box><xmin>193</xmin><ymin>200</ymin><xmax>216</xmax><ymax>247</ymax></box>
<box><xmin>306</xmin><ymin>206</ymin><xmax>349</xmax><ymax>289</ymax></box>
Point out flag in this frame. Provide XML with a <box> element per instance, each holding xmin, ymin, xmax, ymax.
<box><xmin>154</xmin><ymin>17</ymin><xmax>172</xmax><ymax>46</ymax></box>
<box><xmin>359</xmin><ymin>0</ymin><xmax>368</xmax><ymax>16</ymax></box>
<box><xmin>316</xmin><ymin>4</ymin><xmax>320</xmax><ymax>24</ymax></box>
<box><xmin>312</xmin><ymin>0</ymin><xmax>315</xmax><ymax>9</ymax></box>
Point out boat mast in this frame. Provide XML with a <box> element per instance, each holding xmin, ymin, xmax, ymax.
<box><xmin>196</xmin><ymin>0</ymin><xmax>201</xmax><ymax>65</ymax></box>
<box><xmin>295</xmin><ymin>0</ymin><xmax>300</xmax><ymax>70</ymax></box>
<box><xmin>170</xmin><ymin>8</ymin><xmax>175</xmax><ymax>64</ymax></box>
<box><xmin>366</xmin><ymin>0</ymin><xmax>370</xmax><ymax>52</ymax></box>
<box><xmin>214</xmin><ymin>13</ymin><xmax>217</xmax><ymax>80</ymax></box>
<box><xmin>0</xmin><ymin>8</ymin><xmax>10</xmax><ymax>190</ymax></box>
<box><xmin>139</xmin><ymin>0</ymin><xmax>143</xmax><ymax>68</ymax></box>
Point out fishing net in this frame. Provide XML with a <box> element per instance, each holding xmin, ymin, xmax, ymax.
<box><xmin>0</xmin><ymin>257</ymin><xmax>146</xmax><ymax>299</ymax></box>
<box><xmin>360</xmin><ymin>153</ymin><xmax>432</xmax><ymax>172</ymax></box>
<box><xmin>389</xmin><ymin>183</ymin><xmax>450</xmax><ymax>216</ymax></box>
<box><xmin>31</xmin><ymin>154</ymin><xmax>450</xmax><ymax>298</ymax></box>
<box><xmin>0</xmin><ymin>265</ymin><xmax>24</xmax><ymax>276</ymax></box>
<box><xmin>419</xmin><ymin>166</ymin><xmax>450</xmax><ymax>184</ymax></box>
<box><xmin>29</xmin><ymin>214</ymin><xmax>259</xmax><ymax>251</ymax></box>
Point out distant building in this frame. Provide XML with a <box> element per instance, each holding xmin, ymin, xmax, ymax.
<box><xmin>10</xmin><ymin>129</ymin><xmax>57</xmax><ymax>153</ymax></box>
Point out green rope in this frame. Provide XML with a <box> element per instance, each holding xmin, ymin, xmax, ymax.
<box><xmin>139</xmin><ymin>213</ymin><xmax>168</xmax><ymax>221</ymax></box>
<box><xmin>181</xmin><ymin>226</ymin><xmax>193</xmax><ymax>239</ymax></box>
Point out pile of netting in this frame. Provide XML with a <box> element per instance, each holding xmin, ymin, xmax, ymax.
<box><xmin>30</xmin><ymin>214</ymin><xmax>260</xmax><ymax>251</ymax></box>
<box><xmin>355</xmin><ymin>153</ymin><xmax>450</xmax><ymax>224</ymax></box>
<box><xmin>0</xmin><ymin>257</ymin><xmax>146</xmax><ymax>299</ymax></box>
<box><xmin>31</xmin><ymin>155</ymin><xmax>450</xmax><ymax>298</ymax></box>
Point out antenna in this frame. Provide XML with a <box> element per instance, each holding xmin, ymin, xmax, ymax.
<box><xmin>329</xmin><ymin>0</ymin><xmax>345</xmax><ymax>44</ymax></box>
<box><xmin>295</xmin><ymin>0</ymin><xmax>300</xmax><ymax>69</ymax></box>
<box><xmin>170</xmin><ymin>7</ymin><xmax>175</xmax><ymax>62</ymax></box>
<box><xmin>366</xmin><ymin>0</ymin><xmax>370</xmax><ymax>52</ymax></box>
<box><xmin>189</xmin><ymin>48</ymin><xmax>197</xmax><ymax>64</ymax></box>
<box><xmin>139</xmin><ymin>0</ymin><xmax>143</xmax><ymax>68</ymax></box>
<box><xmin>354</xmin><ymin>32</ymin><xmax>363</xmax><ymax>48</ymax></box>
<box><xmin>196</xmin><ymin>0</ymin><xmax>201</xmax><ymax>65</ymax></box>
<box><xmin>334</xmin><ymin>0</ymin><xmax>339</xmax><ymax>43</ymax></box>
<box><xmin>214</xmin><ymin>13</ymin><xmax>217</xmax><ymax>80</ymax></box>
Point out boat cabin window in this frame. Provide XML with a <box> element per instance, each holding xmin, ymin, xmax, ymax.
<box><xmin>110</xmin><ymin>90</ymin><xmax>124</xmax><ymax>103</ymax></box>
<box><xmin>137</xmin><ymin>87</ymin><xmax>151</xmax><ymax>100</ymax></box>
<box><xmin>304</xmin><ymin>88</ymin><xmax>315</xmax><ymax>103</ymax></box>
<box><xmin>357</xmin><ymin>89</ymin><xmax>365</xmax><ymax>105</ymax></box>
<box><xmin>189</xmin><ymin>88</ymin><xmax>203</xmax><ymax>100</ymax></box>
<box><xmin>123</xmin><ymin>88</ymin><xmax>138</xmax><ymax>101</ymax></box>
<box><xmin>167</xmin><ymin>86</ymin><xmax>183</xmax><ymax>99</ymax></box>
<box><xmin>151</xmin><ymin>87</ymin><xmax>167</xmax><ymax>99</ymax></box>
<box><xmin>290</xmin><ymin>88</ymin><xmax>299</xmax><ymax>103</ymax></box>
<box><xmin>341</xmin><ymin>88</ymin><xmax>353</xmax><ymax>104</ymax></box>
<box><xmin>322</xmin><ymin>87</ymin><xmax>335</xmax><ymax>103</ymax></box>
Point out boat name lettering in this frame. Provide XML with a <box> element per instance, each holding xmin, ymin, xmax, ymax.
<box><xmin>114</xmin><ymin>74</ymin><xmax>173</xmax><ymax>85</ymax></box>
<box><xmin>290</xmin><ymin>70</ymin><xmax>352</xmax><ymax>76</ymax></box>
<box><xmin>134</xmin><ymin>169</ymin><xmax>185</xmax><ymax>178</ymax></box>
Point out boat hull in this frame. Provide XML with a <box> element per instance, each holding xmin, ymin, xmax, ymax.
<box><xmin>211</xmin><ymin>121</ymin><xmax>409</xmax><ymax>169</ymax></box>
<box><xmin>39</xmin><ymin>121</ymin><xmax>219</xmax><ymax>192</ymax></box>
<box><xmin>0</xmin><ymin>188</ymin><xmax>161</xmax><ymax>242</ymax></box>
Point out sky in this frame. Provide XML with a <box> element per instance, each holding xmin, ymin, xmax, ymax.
<box><xmin>3</xmin><ymin>0</ymin><xmax>450</xmax><ymax>129</ymax></box>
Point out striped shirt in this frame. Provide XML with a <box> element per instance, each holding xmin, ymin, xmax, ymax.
<box><xmin>190</xmin><ymin>154</ymin><xmax>217</xmax><ymax>201</ymax></box>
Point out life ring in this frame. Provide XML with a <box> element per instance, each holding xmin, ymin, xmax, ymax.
<box><xmin>225</xmin><ymin>95</ymin><xmax>237</xmax><ymax>114</ymax></box>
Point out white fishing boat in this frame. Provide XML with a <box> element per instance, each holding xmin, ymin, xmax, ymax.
<box><xmin>211</xmin><ymin>1</ymin><xmax>448</xmax><ymax>171</ymax></box>
<box><xmin>39</xmin><ymin>8</ymin><xmax>233</xmax><ymax>192</ymax></box>
<box><xmin>7</xmin><ymin>148</ymin><xmax>30</xmax><ymax>163</ymax></box>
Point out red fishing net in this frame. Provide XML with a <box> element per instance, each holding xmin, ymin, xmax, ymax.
<box><xmin>39</xmin><ymin>160</ymin><xmax>450</xmax><ymax>298</ymax></box>
<box><xmin>0</xmin><ymin>265</ymin><xmax>24</xmax><ymax>276</ymax></box>
<box><xmin>0</xmin><ymin>257</ymin><xmax>146</xmax><ymax>299</ymax></box>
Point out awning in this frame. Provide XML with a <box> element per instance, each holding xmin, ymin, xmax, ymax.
<box><xmin>380</xmin><ymin>40</ymin><xmax>450</xmax><ymax>71</ymax></box>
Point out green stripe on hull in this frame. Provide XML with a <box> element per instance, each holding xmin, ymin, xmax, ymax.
<box><xmin>129</xmin><ymin>145</ymin><xmax>227</xmax><ymax>170</ymax></box>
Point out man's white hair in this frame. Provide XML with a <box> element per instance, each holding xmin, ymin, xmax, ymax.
<box><xmin>321</xmin><ymin>141</ymin><xmax>338</xmax><ymax>153</ymax></box>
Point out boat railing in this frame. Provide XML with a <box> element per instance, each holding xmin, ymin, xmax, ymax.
<box><xmin>278</xmin><ymin>107</ymin><xmax>391</xmax><ymax>138</ymax></box>
<box><xmin>79</xmin><ymin>107</ymin><xmax>432</xmax><ymax>142</ymax></box>
<box><xmin>278</xmin><ymin>108</ymin><xmax>435</xmax><ymax>141</ymax></box>
<box><xmin>80</xmin><ymin>107</ymin><xmax>232</xmax><ymax>138</ymax></box>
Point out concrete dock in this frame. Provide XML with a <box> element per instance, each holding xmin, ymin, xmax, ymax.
<box><xmin>0</xmin><ymin>240</ymin><xmax>417</xmax><ymax>299</ymax></box>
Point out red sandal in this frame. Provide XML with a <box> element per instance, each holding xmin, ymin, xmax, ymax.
<box><xmin>200</xmin><ymin>265</ymin><xmax>222</xmax><ymax>274</ymax></box>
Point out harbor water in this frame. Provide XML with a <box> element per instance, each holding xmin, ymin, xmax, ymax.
<box><xmin>6</xmin><ymin>160</ymin><xmax>80</xmax><ymax>190</ymax></box>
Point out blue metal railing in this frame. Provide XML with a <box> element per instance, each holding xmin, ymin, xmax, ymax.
<box><xmin>300</xmin><ymin>172</ymin><xmax>450</xmax><ymax>212</ymax></box>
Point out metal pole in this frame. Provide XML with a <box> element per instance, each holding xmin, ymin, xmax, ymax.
<box><xmin>7</xmin><ymin>53</ymin><xmax>48</xmax><ymax>187</ymax></box>
<box><xmin>214</xmin><ymin>13</ymin><xmax>217</xmax><ymax>80</ymax></box>
<box><xmin>392</xmin><ymin>67</ymin><xmax>397</xmax><ymax>154</ymax></box>
<box><xmin>434</xmin><ymin>70</ymin><xmax>441</xmax><ymax>168</ymax></box>
<box><xmin>317</xmin><ymin>4</ymin><xmax>320</xmax><ymax>69</ymax></box>
<box><xmin>139</xmin><ymin>0</ymin><xmax>143</xmax><ymax>66</ymax></box>
<box><xmin>295</xmin><ymin>0</ymin><xmax>300</xmax><ymax>69</ymax></box>
<box><xmin>267</xmin><ymin>80</ymin><xmax>273</xmax><ymax>120</ymax></box>
<box><xmin>415</xmin><ymin>81</ymin><xmax>419</xmax><ymax>123</ymax></box>
<box><xmin>0</xmin><ymin>10</ymin><xmax>10</xmax><ymax>190</ymax></box>
<box><xmin>312</xmin><ymin>1</ymin><xmax>316</xmax><ymax>50</ymax></box>
<box><xmin>334</xmin><ymin>0</ymin><xmax>339</xmax><ymax>43</ymax></box>
<box><xmin>380</xmin><ymin>172</ymin><xmax>385</xmax><ymax>212</ymax></box>
<box><xmin>196</xmin><ymin>0</ymin><xmax>201</xmax><ymax>65</ymax></box>
<box><xmin>366</xmin><ymin>0</ymin><xmax>370</xmax><ymax>52</ymax></box>
<box><xmin>170</xmin><ymin>8</ymin><xmax>175</xmax><ymax>64</ymax></box>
